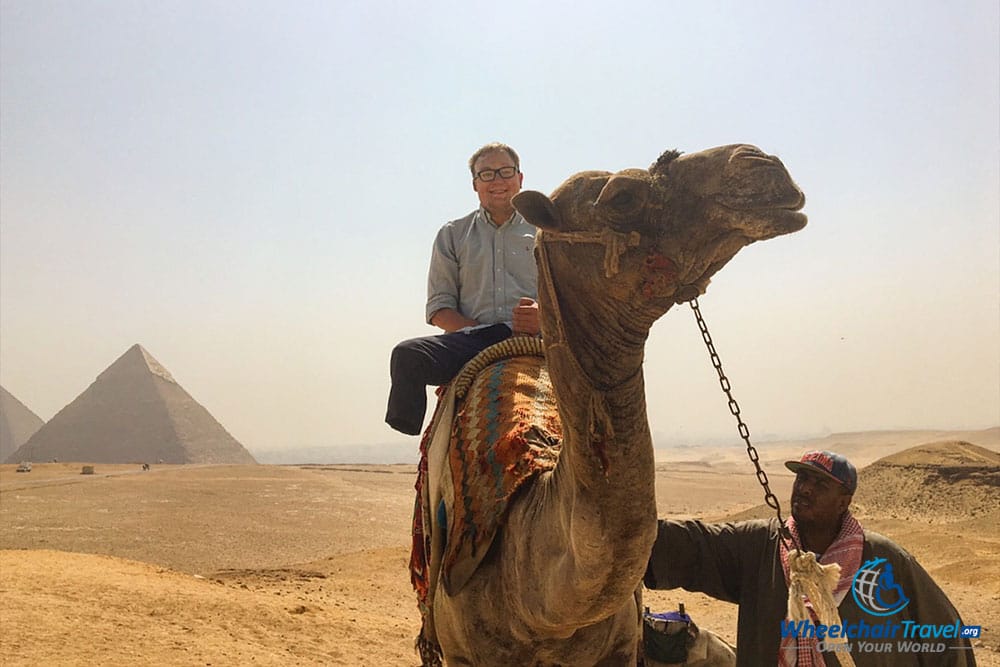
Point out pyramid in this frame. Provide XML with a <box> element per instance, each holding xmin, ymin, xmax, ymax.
<box><xmin>6</xmin><ymin>344</ymin><xmax>256</xmax><ymax>464</ymax></box>
<box><xmin>1</xmin><ymin>386</ymin><xmax>45</xmax><ymax>463</ymax></box>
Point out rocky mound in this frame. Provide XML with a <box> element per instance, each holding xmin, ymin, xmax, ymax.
<box><xmin>852</xmin><ymin>441</ymin><xmax>999</xmax><ymax>522</ymax></box>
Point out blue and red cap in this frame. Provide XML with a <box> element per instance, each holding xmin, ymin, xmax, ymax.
<box><xmin>785</xmin><ymin>450</ymin><xmax>857</xmax><ymax>494</ymax></box>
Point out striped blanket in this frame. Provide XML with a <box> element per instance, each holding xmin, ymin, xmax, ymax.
<box><xmin>410</xmin><ymin>340</ymin><xmax>562</xmax><ymax>618</ymax></box>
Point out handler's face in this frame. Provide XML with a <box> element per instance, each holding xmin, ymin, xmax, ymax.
<box><xmin>790</xmin><ymin>469</ymin><xmax>852</xmax><ymax>528</ymax></box>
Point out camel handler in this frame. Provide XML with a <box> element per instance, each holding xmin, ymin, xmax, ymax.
<box><xmin>644</xmin><ymin>450</ymin><xmax>977</xmax><ymax>666</ymax></box>
<box><xmin>385</xmin><ymin>142</ymin><xmax>539</xmax><ymax>436</ymax></box>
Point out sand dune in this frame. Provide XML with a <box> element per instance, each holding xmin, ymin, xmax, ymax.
<box><xmin>1</xmin><ymin>430</ymin><xmax>997</xmax><ymax>666</ymax></box>
<box><xmin>854</xmin><ymin>441</ymin><xmax>1000</xmax><ymax>522</ymax></box>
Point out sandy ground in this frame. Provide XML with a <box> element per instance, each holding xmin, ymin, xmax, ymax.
<box><xmin>1</xmin><ymin>429</ymin><xmax>997</xmax><ymax>666</ymax></box>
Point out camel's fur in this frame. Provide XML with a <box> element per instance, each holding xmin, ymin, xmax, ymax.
<box><xmin>429</xmin><ymin>144</ymin><xmax>806</xmax><ymax>665</ymax></box>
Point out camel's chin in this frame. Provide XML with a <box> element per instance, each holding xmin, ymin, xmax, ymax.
<box><xmin>670</xmin><ymin>285</ymin><xmax>702</xmax><ymax>304</ymax></box>
<box><xmin>743</xmin><ymin>209</ymin><xmax>808</xmax><ymax>239</ymax></box>
<box><xmin>777</xmin><ymin>209</ymin><xmax>808</xmax><ymax>231</ymax></box>
<box><xmin>639</xmin><ymin>285</ymin><xmax>698</xmax><ymax>306</ymax></box>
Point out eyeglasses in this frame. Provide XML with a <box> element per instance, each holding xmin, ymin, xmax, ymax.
<box><xmin>476</xmin><ymin>166</ymin><xmax>519</xmax><ymax>182</ymax></box>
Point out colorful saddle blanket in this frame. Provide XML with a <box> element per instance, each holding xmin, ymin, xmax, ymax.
<box><xmin>410</xmin><ymin>339</ymin><xmax>562</xmax><ymax>614</ymax></box>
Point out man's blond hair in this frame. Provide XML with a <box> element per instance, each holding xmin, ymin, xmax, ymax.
<box><xmin>468</xmin><ymin>142</ymin><xmax>520</xmax><ymax>176</ymax></box>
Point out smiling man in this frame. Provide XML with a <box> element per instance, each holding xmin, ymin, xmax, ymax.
<box><xmin>643</xmin><ymin>450</ymin><xmax>976</xmax><ymax>666</ymax></box>
<box><xmin>385</xmin><ymin>142</ymin><xmax>539</xmax><ymax>436</ymax></box>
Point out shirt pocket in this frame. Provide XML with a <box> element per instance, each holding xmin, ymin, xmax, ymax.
<box><xmin>506</xmin><ymin>233</ymin><xmax>537</xmax><ymax>279</ymax></box>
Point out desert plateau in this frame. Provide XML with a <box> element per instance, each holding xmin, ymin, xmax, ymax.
<box><xmin>1</xmin><ymin>427</ymin><xmax>998</xmax><ymax>666</ymax></box>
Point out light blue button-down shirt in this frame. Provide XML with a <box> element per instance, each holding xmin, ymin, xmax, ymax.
<box><xmin>425</xmin><ymin>208</ymin><xmax>538</xmax><ymax>327</ymax></box>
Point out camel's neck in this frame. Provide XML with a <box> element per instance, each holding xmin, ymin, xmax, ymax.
<box><xmin>522</xmin><ymin>239</ymin><xmax>660</xmax><ymax>630</ymax></box>
<box><xmin>543</xmin><ymin>338</ymin><xmax>655</xmax><ymax>495</ymax></box>
<box><xmin>538</xmin><ymin>232</ymin><xmax>655</xmax><ymax>498</ymax></box>
<box><xmin>535</xmin><ymin>235</ymin><xmax>661</xmax><ymax>470</ymax></box>
<box><xmin>535</xmin><ymin>235</ymin><xmax>656</xmax><ymax>389</ymax></box>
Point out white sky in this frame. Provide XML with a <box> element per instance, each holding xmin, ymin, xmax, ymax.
<box><xmin>2</xmin><ymin>1</ymin><xmax>998</xmax><ymax>456</ymax></box>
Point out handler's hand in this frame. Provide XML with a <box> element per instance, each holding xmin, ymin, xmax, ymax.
<box><xmin>512</xmin><ymin>297</ymin><xmax>540</xmax><ymax>336</ymax></box>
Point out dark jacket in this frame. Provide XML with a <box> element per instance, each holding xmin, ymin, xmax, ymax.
<box><xmin>644</xmin><ymin>518</ymin><xmax>977</xmax><ymax>666</ymax></box>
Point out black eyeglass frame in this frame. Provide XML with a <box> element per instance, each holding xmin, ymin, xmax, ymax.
<box><xmin>475</xmin><ymin>166</ymin><xmax>519</xmax><ymax>182</ymax></box>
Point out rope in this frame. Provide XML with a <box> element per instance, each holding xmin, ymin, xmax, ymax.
<box><xmin>539</xmin><ymin>228</ymin><xmax>640</xmax><ymax>278</ymax></box>
<box><xmin>533</xmin><ymin>228</ymin><xmax>643</xmax><ymax>393</ymax></box>
<box><xmin>786</xmin><ymin>551</ymin><xmax>857</xmax><ymax>667</ymax></box>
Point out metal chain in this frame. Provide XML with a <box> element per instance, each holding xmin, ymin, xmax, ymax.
<box><xmin>688</xmin><ymin>298</ymin><xmax>799</xmax><ymax>551</ymax></box>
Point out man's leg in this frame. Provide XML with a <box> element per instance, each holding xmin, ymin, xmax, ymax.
<box><xmin>385</xmin><ymin>325</ymin><xmax>511</xmax><ymax>435</ymax></box>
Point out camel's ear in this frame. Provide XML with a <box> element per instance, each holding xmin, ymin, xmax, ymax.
<box><xmin>594</xmin><ymin>173</ymin><xmax>651</xmax><ymax>225</ymax></box>
<box><xmin>512</xmin><ymin>190</ymin><xmax>562</xmax><ymax>231</ymax></box>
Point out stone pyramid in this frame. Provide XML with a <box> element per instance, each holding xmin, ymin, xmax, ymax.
<box><xmin>7</xmin><ymin>344</ymin><xmax>256</xmax><ymax>464</ymax></box>
<box><xmin>1</xmin><ymin>385</ymin><xmax>45</xmax><ymax>463</ymax></box>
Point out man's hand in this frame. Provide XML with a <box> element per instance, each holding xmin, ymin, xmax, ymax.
<box><xmin>512</xmin><ymin>297</ymin><xmax>540</xmax><ymax>335</ymax></box>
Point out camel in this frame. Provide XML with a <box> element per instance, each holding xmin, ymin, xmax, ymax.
<box><xmin>422</xmin><ymin>144</ymin><xmax>807</xmax><ymax>665</ymax></box>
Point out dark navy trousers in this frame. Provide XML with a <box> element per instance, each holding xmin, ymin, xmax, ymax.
<box><xmin>385</xmin><ymin>324</ymin><xmax>512</xmax><ymax>435</ymax></box>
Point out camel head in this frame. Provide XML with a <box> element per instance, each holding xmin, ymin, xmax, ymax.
<box><xmin>513</xmin><ymin>144</ymin><xmax>806</xmax><ymax>345</ymax></box>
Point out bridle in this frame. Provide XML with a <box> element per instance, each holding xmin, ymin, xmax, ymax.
<box><xmin>537</xmin><ymin>228</ymin><xmax>641</xmax><ymax>279</ymax></box>
<box><xmin>533</xmin><ymin>227</ymin><xmax>646</xmax><ymax>460</ymax></box>
<box><xmin>533</xmin><ymin>226</ymin><xmax>641</xmax><ymax>352</ymax></box>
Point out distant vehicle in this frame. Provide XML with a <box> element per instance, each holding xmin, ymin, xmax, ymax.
<box><xmin>16</xmin><ymin>462</ymin><xmax>32</xmax><ymax>473</ymax></box>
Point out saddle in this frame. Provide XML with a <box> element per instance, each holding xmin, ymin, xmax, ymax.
<box><xmin>410</xmin><ymin>338</ymin><xmax>562</xmax><ymax>651</ymax></box>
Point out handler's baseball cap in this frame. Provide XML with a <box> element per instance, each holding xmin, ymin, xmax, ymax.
<box><xmin>785</xmin><ymin>450</ymin><xmax>857</xmax><ymax>494</ymax></box>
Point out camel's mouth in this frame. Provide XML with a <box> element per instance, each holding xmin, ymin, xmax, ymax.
<box><xmin>714</xmin><ymin>200</ymin><xmax>808</xmax><ymax>235</ymax></box>
<box><xmin>716</xmin><ymin>190</ymin><xmax>806</xmax><ymax>213</ymax></box>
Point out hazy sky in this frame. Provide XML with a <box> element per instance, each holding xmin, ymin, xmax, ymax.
<box><xmin>2</xmin><ymin>1</ymin><xmax>998</xmax><ymax>456</ymax></box>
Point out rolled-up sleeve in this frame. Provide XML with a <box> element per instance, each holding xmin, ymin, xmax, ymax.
<box><xmin>426</xmin><ymin>225</ymin><xmax>459</xmax><ymax>324</ymax></box>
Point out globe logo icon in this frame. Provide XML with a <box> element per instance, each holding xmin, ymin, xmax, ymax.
<box><xmin>852</xmin><ymin>557</ymin><xmax>910</xmax><ymax>616</ymax></box>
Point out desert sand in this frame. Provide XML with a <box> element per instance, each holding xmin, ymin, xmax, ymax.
<box><xmin>1</xmin><ymin>428</ymin><xmax>997</xmax><ymax>666</ymax></box>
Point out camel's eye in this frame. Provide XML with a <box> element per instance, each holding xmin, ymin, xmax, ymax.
<box><xmin>603</xmin><ymin>191</ymin><xmax>634</xmax><ymax>210</ymax></box>
<box><xmin>594</xmin><ymin>175</ymin><xmax>650</xmax><ymax>225</ymax></box>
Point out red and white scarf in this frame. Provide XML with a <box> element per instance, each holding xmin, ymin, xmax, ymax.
<box><xmin>777</xmin><ymin>512</ymin><xmax>864</xmax><ymax>667</ymax></box>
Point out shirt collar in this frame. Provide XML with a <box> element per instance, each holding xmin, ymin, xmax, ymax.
<box><xmin>481</xmin><ymin>208</ymin><xmax>517</xmax><ymax>228</ymax></box>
